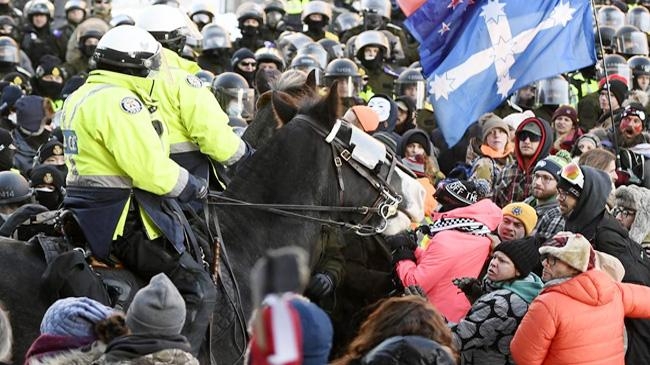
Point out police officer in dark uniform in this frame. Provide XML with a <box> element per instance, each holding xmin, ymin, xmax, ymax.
<box><xmin>323</xmin><ymin>57</ymin><xmax>363</xmax><ymax>108</ymax></box>
<box><xmin>301</xmin><ymin>0</ymin><xmax>338</xmax><ymax>42</ymax></box>
<box><xmin>0</xmin><ymin>0</ymin><xmax>23</xmax><ymax>33</ymax></box>
<box><xmin>264</xmin><ymin>0</ymin><xmax>287</xmax><ymax>40</ymax></box>
<box><xmin>197</xmin><ymin>23</ymin><xmax>232</xmax><ymax>75</ymax></box>
<box><xmin>233</xmin><ymin>3</ymin><xmax>268</xmax><ymax>51</ymax></box>
<box><xmin>188</xmin><ymin>1</ymin><xmax>215</xmax><ymax>31</ymax></box>
<box><xmin>355</xmin><ymin>30</ymin><xmax>398</xmax><ymax>97</ymax></box>
<box><xmin>20</xmin><ymin>0</ymin><xmax>62</xmax><ymax>65</ymax></box>
<box><xmin>53</xmin><ymin>0</ymin><xmax>86</xmax><ymax>60</ymax></box>
<box><xmin>0</xmin><ymin>35</ymin><xmax>31</xmax><ymax>79</ymax></box>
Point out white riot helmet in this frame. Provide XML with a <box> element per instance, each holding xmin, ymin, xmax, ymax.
<box><xmin>136</xmin><ymin>4</ymin><xmax>201</xmax><ymax>55</ymax></box>
<box><xmin>93</xmin><ymin>25</ymin><xmax>162</xmax><ymax>77</ymax></box>
<box><xmin>355</xmin><ymin>30</ymin><xmax>390</xmax><ymax>60</ymax></box>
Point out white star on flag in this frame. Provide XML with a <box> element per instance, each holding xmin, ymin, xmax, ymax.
<box><xmin>480</xmin><ymin>0</ymin><xmax>505</xmax><ymax>23</ymax></box>
<box><xmin>438</xmin><ymin>22</ymin><xmax>451</xmax><ymax>35</ymax></box>
<box><xmin>550</xmin><ymin>0</ymin><xmax>576</xmax><ymax>26</ymax></box>
<box><xmin>430</xmin><ymin>74</ymin><xmax>453</xmax><ymax>100</ymax></box>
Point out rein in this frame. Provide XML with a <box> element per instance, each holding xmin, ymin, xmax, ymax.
<box><xmin>208</xmin><ymin>114</ymin><xmax>405</xmax><ymax>236</ymax></box>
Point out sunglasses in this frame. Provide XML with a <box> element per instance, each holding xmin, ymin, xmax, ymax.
<box><xmin>239</xmin><ymin>61</ymin><xmax>256</xmax><ymax>67</ymax></box>
<box><xmin>516</xmin><ymin>131</ymin><xmax>541</xmax><ymax>142</ymax></box>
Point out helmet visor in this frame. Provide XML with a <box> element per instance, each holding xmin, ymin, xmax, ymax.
<box><xmin>325</xmin><ymin>76</ymin><xmax>360</xmax><ymax>98</ymax></box>
<box><xmin>395</xmin><ymin>80</ymin><xmax>426</xmax><ymax>109</ymax></box>
<box><xmin>221</xmin><ymin>88</ymin><xmax>255</xmax><ymax>120</ymax></box>
<box><xmin>535</xmin><ymin>77</ymin><xmax>569</xmax><ymax>106</ymax></box>
<box><xmin>616</xmin><ymin>31</ymin><xmax>649</xmax><ymax>56</ymax></box>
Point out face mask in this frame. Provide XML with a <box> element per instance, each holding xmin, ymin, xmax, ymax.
<box><xmin>37</xmin><ymin>79</ymin><xmax>63</xmax><ymax>99</ymax></box>
<box><xmin>364</xmin><ymin>13</ymin><xmax>383</xmax><ymax>29</ymax></box>
<box><xmin>241</xmin><ymin>25</ymin><xmax>259</xmax><ymax>37</ymax></box>
<box><xmin>227</xmin><ymin>101</ymin><xmax>242</xmax><ymax>118</ymax></box>
<box><xmin>35</xmin><ymin>190</ymin><xmax>62</xmax><ymax>210</ymax></box>
<box><xmin>55</xmin><ymin>164</ymin><xmax>68</xmax><ymax>180</ymax></box>
<box><xmin>81</xmin><ymin>44</ymin><xmax>97</xmax><ymax>58</ymax></box>
<box><xmin>0</xmin><ymin>149</ymin><xmax>13</xmax><ymax>170</ymax></box>
<box><xmin>307</xmin><ymin>19</ymin><xmax>327</xmax><ymax>33</ymax></box>
<box><xmin>360</xmin><ymin>56</ymin><xmax>382</xmax><ymax>70</ymax></box>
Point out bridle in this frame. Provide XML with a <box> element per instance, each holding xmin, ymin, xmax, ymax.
<box><xmin>207</xmin><ymin>114</ymin><xmax>409</xmax><ymax>236</ymax></box>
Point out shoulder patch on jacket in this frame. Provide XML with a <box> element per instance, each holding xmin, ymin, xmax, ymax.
<box><xmin>186</xmin><ymin>74</ymin><xmax>203</xmax><ymax>88</ymax></box>
<box><xmin>120</xmin><ymin>96</ymin><xmax>143</xmax><ymax>114</ymax></box>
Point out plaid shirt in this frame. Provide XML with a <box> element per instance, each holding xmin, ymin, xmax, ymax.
<box><xmin>527</xmin><ymin>197</ymin><xmax>565</xmax><ymax>240</ymax></box>
<box><xmin>493</xmin><ymin>163</ymin><xmax>532</xmax><ymax>208</ymax></box>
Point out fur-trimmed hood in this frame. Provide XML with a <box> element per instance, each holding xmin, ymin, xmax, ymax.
<box><xmin>26</xmin><ymin>341</ymin><xmax>105</xmax><ymax>365</ymax></box>
<box><xmin>613</xmin><ymin>185</ymin><xmax>650</xmax><ymax>243</ymax></box>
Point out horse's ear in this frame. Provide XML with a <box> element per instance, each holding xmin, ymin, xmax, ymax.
<box><xmin>256</xmin><ymin>90</ymin><xmax>273</xmax><ymax>110</ymax></box>
<box><xmin>305</xmin><ymin>69</ymin><xmax>318</xmax><ymax>92</ymax></box>
<box><xmin>326</xmin><ymin>79</ymin><xmax>344</xmax><ymax>120</ymax></box>
<box><xmin>271</xmin><ymin>90</ymin><xmax>299</xmax><ymax>128</ymax></box>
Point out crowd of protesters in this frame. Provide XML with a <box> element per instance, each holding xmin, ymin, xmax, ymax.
<box><xmin>2</xmin><ymin>0</ymin><xmax>650</xmax><ymax>364</ymax></box>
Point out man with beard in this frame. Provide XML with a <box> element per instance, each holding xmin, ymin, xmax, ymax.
<box><xmin>611</xmin><ymin>103</ymin><xmax>650</xmax><ymax>148</ymax></box>
<box><xmin>355</xmin><ymin>30</ymin><xmax>397</xmax><ymax>97</ymax></box>
<box><xmin>524</xmin><ymin>150</ymin><xmax>572</xmax><ymax>240</ymax></box>
<box><xmin>494</xmin><ymin>116</ymin><xmax>553</xmax><ymax>207</ymax></box>
<box><xmin>557</xmin><ymin>161</ymin><xmax>650</xmax><ymax>364</ymax></box>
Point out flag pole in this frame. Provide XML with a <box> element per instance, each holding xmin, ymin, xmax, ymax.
<box><xmin>590</xmin><ymin>0</ymin><xmax>620</xmax><ymax>168</ymax></box>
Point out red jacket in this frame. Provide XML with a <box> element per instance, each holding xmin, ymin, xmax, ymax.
<box><xmin>511</xmin><ymin>269</ymin><xmax>650</xmax><ymax>365</ymax></box>
<box><xmin>396</xmin><ymin>199</ymin><xmax>502</xmax><ymax>322</ymax></box>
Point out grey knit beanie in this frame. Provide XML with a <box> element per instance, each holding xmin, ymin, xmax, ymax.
<box><xmin>126</xmin><ymin>273</ymin><xmax>186</xmax><ymax>336</ymax></box>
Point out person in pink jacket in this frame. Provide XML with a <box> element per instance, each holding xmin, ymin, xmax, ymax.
<box><xmin>511</xmin><ymin>232</ymin><xmax>650</xmax><ymax>365</ymax></box>
<box><xmin>390</xmin><ymin>179</ymin><xmax>503</xmax><ymax>322</ymax></box>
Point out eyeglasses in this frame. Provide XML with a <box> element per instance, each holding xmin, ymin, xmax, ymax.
<box><xmin>516</xmin><ymin>131</ymin><xmax>541</xmax><ymax>142</ymax></box>
<box><xmin>239</xmin><ymin>61</ymin><xmax>256</xmax><ymax>67</ymax></box>
<box><xmin>540</xmin><ymin>253</ymin><xmax>558</xmax><ymax>266</ymax></box>
<box><xmin>557</xmin><ymin>188</ymin><xmax>569</xmax><ymax>201</ymax></box>
<box><xmin>611</xmin><ymin>206</ymin><xmax>636</xmax><ymax>218</ymax></box>
<box><xmin>533</xmin><ymin>173</ymin><xmax>555</xmax><ymax>184</ymax></box>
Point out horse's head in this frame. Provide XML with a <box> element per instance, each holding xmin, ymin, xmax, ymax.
<box><xmin>294</xmin><ymin>83</ymin><xmax>425</xmax><ymax>236</ymax></box>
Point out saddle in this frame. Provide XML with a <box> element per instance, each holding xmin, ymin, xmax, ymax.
<box><xmin>32</xmin><ymin>210</ymin><xmax>145</xmax><ymax>312</ymax></box>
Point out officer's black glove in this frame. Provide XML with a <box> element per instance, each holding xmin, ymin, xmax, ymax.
<box><xmin>306</xmin><ymin>272</ymin><xmax>334</xmax><ymax>298</ymax></box>
<box><xmin>452</xmin><ymin>277</ymin><xmax>483</xmax><ymax>304</ymax></box>
<box><xmin>386</xmin><ymin>232</ymin><xmax>417</xmax><ymax>252</ymax></box>
<box><xmin>178</xmin><ymin>175</ymin><xmax>208</xmax><ymax>203</ymax></box>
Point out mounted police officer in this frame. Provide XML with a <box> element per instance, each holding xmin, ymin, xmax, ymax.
<box><xmin>137</xmin><ymin>4</ymin><xmax>249</xmax><ymax>190</ymax></box>
<box><xmin>59</xmin><ymin>25</ymin><xmax>215</xmax><ymax>356</ymax></box>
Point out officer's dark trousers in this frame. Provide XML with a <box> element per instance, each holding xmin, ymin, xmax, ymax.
<box><xmin>111</xmin><ymin>217</ymin><xmax>217</xmax><ymax>356</ymax></box>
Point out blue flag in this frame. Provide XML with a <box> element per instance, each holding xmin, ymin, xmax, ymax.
<box><xmin>405</xmin><ymin>0</ymin><xmax>596</xmax><ymax>147</ymax></box>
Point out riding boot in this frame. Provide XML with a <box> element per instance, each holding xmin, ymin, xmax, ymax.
<box><xmin>167</xmin><ymin>251</ymin><xmax>218</xmax><ymax>356</ymax></box>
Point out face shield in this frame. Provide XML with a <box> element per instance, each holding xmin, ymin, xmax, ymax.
<box><xmin>0</xmin><ymin>43</ymin><xmax>18</xmax><ymax>64</ymax></box>
<box><xmin>596</xmin><ymin>62</ymin><xmax>632</xmax><ymax>89</ymax></box>
<box><xmin>535</xmin><ymin>77</ymin><xmax>570</xmax><ymax>107</ymax></box>
<box><xmin>218</xmin><ymin>87</ymin><xmax>255</xmax><ymax>121</ymax></box>
<box><xmin>394</xmin><ymin>80</ymin><xmax>426</xmax><ymax>109</ymax></box>
<box><xmin>325</xmin><ymin>76</ymin><xmax>361</xmax><ymax>98</ymax></box>
<box><xmin>616</xmin><ymin>31</ymin><xmax>649</xmax><ymax>56</ymax></box>
<box><xmin>266</xmin><ymin>10</ymin><xmax>284</xmax><ymax>29</ymax></box>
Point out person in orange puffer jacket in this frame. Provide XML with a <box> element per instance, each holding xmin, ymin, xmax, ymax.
<box><xmin>511</xmin><ymin>232</ymin><xmax>650</xmax><ymax>365</ymax></box>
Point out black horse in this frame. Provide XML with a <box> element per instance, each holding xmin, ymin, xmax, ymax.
<box><xmin>0</xmin><ymin>86</ymin><xmax>425</xmax><ymax>365</ymax></box>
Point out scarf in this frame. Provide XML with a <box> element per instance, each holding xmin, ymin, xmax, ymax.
<box><xmin>480</xmin><ymin>142</ymin><xmax>513</xmax><ymax>159</ymax></box>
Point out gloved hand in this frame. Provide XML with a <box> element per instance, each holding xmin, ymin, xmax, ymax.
<box><xmin>306</xmin><ymin>272</ymin><xmax>334</xmax><ymax>298</ymax></box>
<box><xmin>403</xmin><ymin>284</ymin><xmax>426</xmax><ymax>299</ymax></box>
<box><xmin>452</xmin><ymin>277</ymin><xmax>482</xmax><ymax>304</ymax></box>
<box><xmin>386</xmin><ymin>232</ymin><xmax>417</xmax><ymax>252</ymax></box>
<box><xmin>178</xmin><ymin>175</ymin><xmax>208</xmax><ymax>203</ymax></box>
<box><xmin>391</xmin><ymin>246</ymin><xmax>416</xmax><ymax>266</ymax></box>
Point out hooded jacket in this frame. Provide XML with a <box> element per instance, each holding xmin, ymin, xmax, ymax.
<box><xmin>510</xmin><ymin>270</ymin><xmax>650</xmax><ymax>365</ymax></box>
<box><xmin>493</xmin><ymin>117</ymin><xmax>553</xmax><ymax>207</ymax></box>
<box><xmin>396</xmin><ymin>199</ymin><xmax>503</xmax><ymax>322</ymax></box>
<box><xmin>613</xmin><ymin>185</ymin><xmax>650</xmax><ymax>247</ymax></box>
<box><xmin>452</xmin><ymin>273</ymin><xmax>543</xmax><ymax>365</ymax></box>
